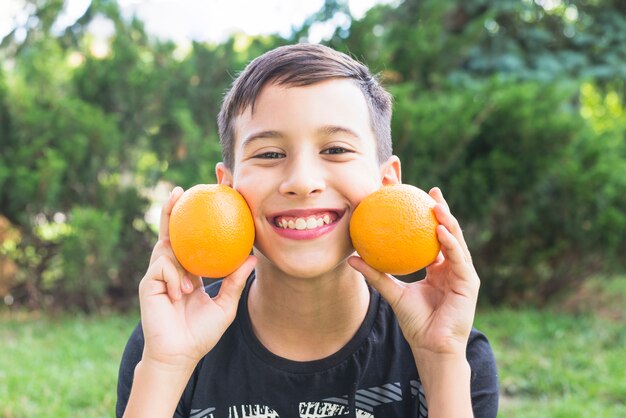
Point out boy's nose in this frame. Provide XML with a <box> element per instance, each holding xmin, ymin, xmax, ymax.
<box><xmin>279</xmin><ymin>157</ymin><xmax>326</xmax><ymax>198</ymax></box>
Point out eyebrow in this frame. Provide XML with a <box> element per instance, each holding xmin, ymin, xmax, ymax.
<box><xmin>316</xmin><ymin>125</ymin><xmax>361</xmax><ymax>141</ymax></box>
<box><xmin>241</xmin><ymin>125</ymin><xmax>361</xmax><ymax>149</ymax></box>
<box><xmin>241</xmin><ymin>130</ymin><xmax>284</xmax><ymax>149</ymax></box>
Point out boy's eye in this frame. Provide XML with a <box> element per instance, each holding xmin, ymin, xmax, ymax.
<box><xmin>322</xmin><ymin>147</ymin><xmax>353</xmax><ymax>155</ymax></box>
<box><xmin>253</xmin><ymin>151</ymin><xmax>285</xmax><ymax>159</ymax></box>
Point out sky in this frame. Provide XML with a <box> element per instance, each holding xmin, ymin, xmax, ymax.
<box><xmin>1</xmin><ymin>0</ymin><xmax>396</xmax><ymax>44</ymax></box>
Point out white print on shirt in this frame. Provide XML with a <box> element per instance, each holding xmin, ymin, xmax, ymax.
<box><xmin>299</xmin><ymin>401</ymin><xmax>371</xmax><ymax>417</ymax></box>
<box><xmin>189</xmin><ymin>380</ymin><xmax>427</xmax><ymax>418</ymax></box>
<box><xmin>190</xmin><ymin>407</ymin><xmax>216</xmax><ymax>418</ymax></box>
<box><xmin>228</xmin><ymin>405</ymin><xmax>279</xmax><ymax>417</ymax></box>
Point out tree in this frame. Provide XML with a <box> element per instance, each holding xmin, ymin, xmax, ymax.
<box><xmin>1</xmin><ymin>0</ymin><xmax>625</xmax><ymax>309</ymax></box>
<box><xmin>0</xmin><ymin>0</ymin><xmax>287</xmax><ymax>310</ymax></box>
<box><xmin>1</xmin><ymin>0</ymin><xmax>160</xmax><ymax>310</ymax></box>
<box><xmin>327</xmin><ymin>0</ymin><xmax>626</xmax><ymax>304</ymax></box>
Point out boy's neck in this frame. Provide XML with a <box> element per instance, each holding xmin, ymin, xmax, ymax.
<box><xmin>247</xmin><ymin>260</ymin><xmax>371</xmax><ymax>362</ymax></box>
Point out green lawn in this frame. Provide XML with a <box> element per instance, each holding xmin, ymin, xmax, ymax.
<box><xmin>476</xmin><ymin>309</ymin><xmax>626</xmax><ymax>417</ymax></box>
<box><xmin>1</xmin><ymin>278</ymin><xmax>625</xmax><ymax>417</ymax></box>
<box><xmin>0</xmin><ymin>311</ymin><xmax>139</xmax><ymax>418</ymax></box>
<box><xmin>476</xmin><ymin>274</ymin><xmax>626</xmax><ymax>417</ymax></box>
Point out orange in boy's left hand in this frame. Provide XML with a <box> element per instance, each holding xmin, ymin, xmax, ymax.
<box><xmin>169</xmin><ymin>184</ymin><xmax>255</xmax><ymax>278</ymax></box>
<box><xmin>350</xmin><ymin>184</ymin><xmax>441</xmax><ymax>276</ymax></box>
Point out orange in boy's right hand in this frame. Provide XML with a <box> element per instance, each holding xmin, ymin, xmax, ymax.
<box><xmin>169</xmin><ymin>184</ymin><xmax>255</xmax><ymax>278</ymax></box>
<box><xmin>350</xmin><ymin>184</ymin><xmax>441</xmax><ymax>275</ymax></box>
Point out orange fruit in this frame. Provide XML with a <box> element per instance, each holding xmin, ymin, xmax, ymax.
<box><xmin>169</xmin><ymin>184</ymin><xmax>255</xmax><ymax>278</ymax></box>
<box><xmin>350</xmin><ymin>184</ymin><xmax>440</xmax><ymax>275</ymax></box>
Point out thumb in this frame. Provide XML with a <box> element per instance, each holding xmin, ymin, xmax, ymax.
<box><xmin>214</xmin><ymin>255</ymin><xmax>257</xmax><ymax>318</ymax></box>
<box><xmin>348</xmin><ymin>256</ymin><xmax>405</xmax><ymax>308</ymax></box>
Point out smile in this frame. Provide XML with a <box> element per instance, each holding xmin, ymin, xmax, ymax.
<box><xmin>274</xmin><ymin>211</ymin><xmax>339</xmax><ymax>230</ymax></box>
<box><xmin>268</xmin><ymin>209</ymin><xmax>344</xmax><ymax>240</ymax></box>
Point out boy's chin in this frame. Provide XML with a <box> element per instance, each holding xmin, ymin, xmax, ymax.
<box><xmin>265</xmin><ymin>253</ymin><xmax>353</xmax><ymax>280</ymax></box>
<box><xmin>253</xmin><ymin>240</ymin><xmax>355</xmax><ymax>279</ymax></box>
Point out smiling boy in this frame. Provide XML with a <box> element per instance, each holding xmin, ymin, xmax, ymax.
<box><xmin>117</xmin><ymin>44</ymin><xmax>498</xmax><ymax>417</ymax></box>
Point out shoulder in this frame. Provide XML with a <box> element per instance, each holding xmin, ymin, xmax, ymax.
<box><xmin>467</xmin><ymin>328</ymin><xmax>499</xmax><ymax>417</ymax></box>
<box><xmin>116</xmin><ymin>321</ymin><xmax>144</xmax><ymax>418</ymax></box>
<box><xmin>467</xmin><ymin>328</ymin><xmax>498</xmax><ymax>377</ymax></box>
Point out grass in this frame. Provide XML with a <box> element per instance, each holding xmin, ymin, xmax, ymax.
<box><xmin>1</xmin><ymin>276</ymin><xmax>624</xmax><ymax>417</ymax></box>
<box><xmin>476</xmin><ymin>309</ymin><xmax>626</xmax><ymax>417</ymax></box>
<box><xmin>0</xmin><ymin>311</ymin><xmax>138</xmax><ymax>418</ymax></box>
<box><xmin>475</xmin><ymin>274</ymin><xmax>626</xmax><ymax>417</ymax></box>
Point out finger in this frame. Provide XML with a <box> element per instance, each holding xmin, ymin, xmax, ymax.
<box><xmin>149</xmin><ymin>237</ymin><xmax>186</xmax><ymax>277</ymax></box>
<box><xmin>429</xmin><ymin>187</ymin><xmax>450</xmax><ymax>212</ymax></box>
<box><xmin>436</xmin><ymin>224</ymin><xmax>468</xmax><ymax>269</ymax></box>
<box><xmin>149</xmin><ymin>237</ymin><xmax>172</xmax><ymax>265</ymax></box>
<box><xmin>436</xmin><ymin>225</ymin><xmax>481</xmax><ymax>296</ymax></box>
<box><xmin>434</xmin><ymin>203</ymin><xmax>471</xmax><ymax>262</ymax></box>
<box><xmin>163</xmin><ymin>259</ymin><xmax>186</xmax><ymax>301</ymax></box>
<box><xmin>214</xmin><ymin>256</ymin><xmax>257</xmax><ymax>317</ymax></box>
<box><xmin>348</xmin><ymin>256</ymin><xmax>405</xmax><ymax>308</ymax></box>
<box><xmin>149</xmin><ymin>235</ymin><xmax>202</xmax><ymax>291</ymax></box>
<box><xmin>181</xmin><ymin>271</ymin><xmax>203</xmax><ymax>295</ymax></box>
<box><xmin>158</xmin><ymin>186</ymin><xmax>184</xmax><ymax>242</ymax></box>
<box><xmin>141</xmin><ymin>255</ymin><xmax>185</xmax><ymax>301</ymax></box>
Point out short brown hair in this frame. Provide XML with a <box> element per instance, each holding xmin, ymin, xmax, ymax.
<box><xmin>217</xmin><ymin>43</ymin><xmax>393</xmax><ymax>169</ymax></box>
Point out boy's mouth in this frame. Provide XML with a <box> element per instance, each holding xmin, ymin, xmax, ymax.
<box><xmin>274</xmin><ymin>211</ymin><xmax>339</xmax><ymax>230</ymax></box>
<box><xmin>270</xmin><ymin>209</ymin><xmax>343</xmax><ymax>231</ymax></box>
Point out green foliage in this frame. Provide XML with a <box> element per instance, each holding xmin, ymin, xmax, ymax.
<box><xmin>336</xmin><ymin>0</ymin><xmax>626</xmax><ymax>304</ymax></box>
<box><xmin>57</xmin><ymin>207</ymin><xmax>122</xmax><ymax>311</ymax></box>
<box><xmin>384</xmin><ymin>69</ymin><xmax>626</xmax><ymax>303</ymax></box>
<box><xmin>0</xmin><ymin>3</ymin><xmax>157</xmax><ymax>310</ymax></box>
<box><xmin>1</xmin><ymin>0</ymin><xmax>626</xmax><ymax>308</ymax></box>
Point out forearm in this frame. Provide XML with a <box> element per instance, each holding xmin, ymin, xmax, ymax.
<box><xmin>123</xmin><ymin>357</ymin><xmax>195</xmax><ymax>418</ymax></box>
<box><xmin>413</xmin><ymin>351</ymin><xmax>473</xmax><ymax>418</ymax></box>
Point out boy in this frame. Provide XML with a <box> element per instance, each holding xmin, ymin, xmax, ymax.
<box><xmin>117</xmin><ymin>43</ymin><xmax>498</xmax><ymax>417</ymax></box>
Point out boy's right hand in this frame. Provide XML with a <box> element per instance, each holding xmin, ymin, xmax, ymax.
<box><xmin>138</xmin><ymin>186</ymin><xmax>257</xmax><ymax>372</ymax></box>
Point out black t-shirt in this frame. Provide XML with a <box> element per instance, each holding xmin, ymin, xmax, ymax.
<box><xmin>117</xmin><ymin>274</ymin><xmax>498</xmax><ymax>417</ymax></box>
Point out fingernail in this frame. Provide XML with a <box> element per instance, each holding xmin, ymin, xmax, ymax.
<box><xmin>183</xmin><ymin>277</ymin><xmax>193</xmax><ymax>291</ymax></box>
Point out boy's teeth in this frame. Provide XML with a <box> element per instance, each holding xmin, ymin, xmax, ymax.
<box><xmin>277</xmin><ymin>214</ymin><xmax>335</xmax><ymax>230</ymax></box>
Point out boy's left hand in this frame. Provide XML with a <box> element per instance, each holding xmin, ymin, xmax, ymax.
<box><xmin>348</xmin><ymin>187</ymin><xmax>480</xmax><ymax>362</ymax></box>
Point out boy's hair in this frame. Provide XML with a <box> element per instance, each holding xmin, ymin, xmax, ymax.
<box><xmin>217</xmin><ymin>43</ymin><xmax>393</xmax><ymax>169</ymax></box>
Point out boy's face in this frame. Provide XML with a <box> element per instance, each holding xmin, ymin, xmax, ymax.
<box><xmin>217</xmin><ymin>79</ymin><xmax>400</xmax><ymax>278</ymax></box>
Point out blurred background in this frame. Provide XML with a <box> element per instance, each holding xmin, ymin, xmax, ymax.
<box><xmin>1</xmin><ymin>0</ymin><xmax>625</xmax><ymax>416</ymax></box>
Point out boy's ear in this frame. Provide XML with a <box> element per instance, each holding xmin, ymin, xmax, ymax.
<box><xmin>380</xmin><ymin>155</ymin><xmax>401</xmax><ymax>185</ymax></box>
<box><xmin>215</xmin><ymin>162</ymin><xmax>233</xmax><ymax>186</ymax></box>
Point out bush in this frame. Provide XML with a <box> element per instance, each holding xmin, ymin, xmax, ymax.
<box><xmin>0</xmin><ymin>37</ymin><xmax>155</xmax><ymax>311</ymax></box>
<box><xmin>56</xmin><ymin>207</ymin><xmax>121</xmax><ymax>311</ymax></box>
<box><xmin>2</xmin><ymin>0</ymin><xmax>626</xmax><ymax>310</ymax></box>
<box><xmin>391</xmin><ymin>79</ymin><xmax>626</xmax><ymax>304</ymax></box>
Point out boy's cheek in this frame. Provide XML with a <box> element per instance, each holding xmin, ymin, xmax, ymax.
<box><xmin>230</xmin><ymin>180</ymin><xmax>263</xmax><ymax>221</ymax></box>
